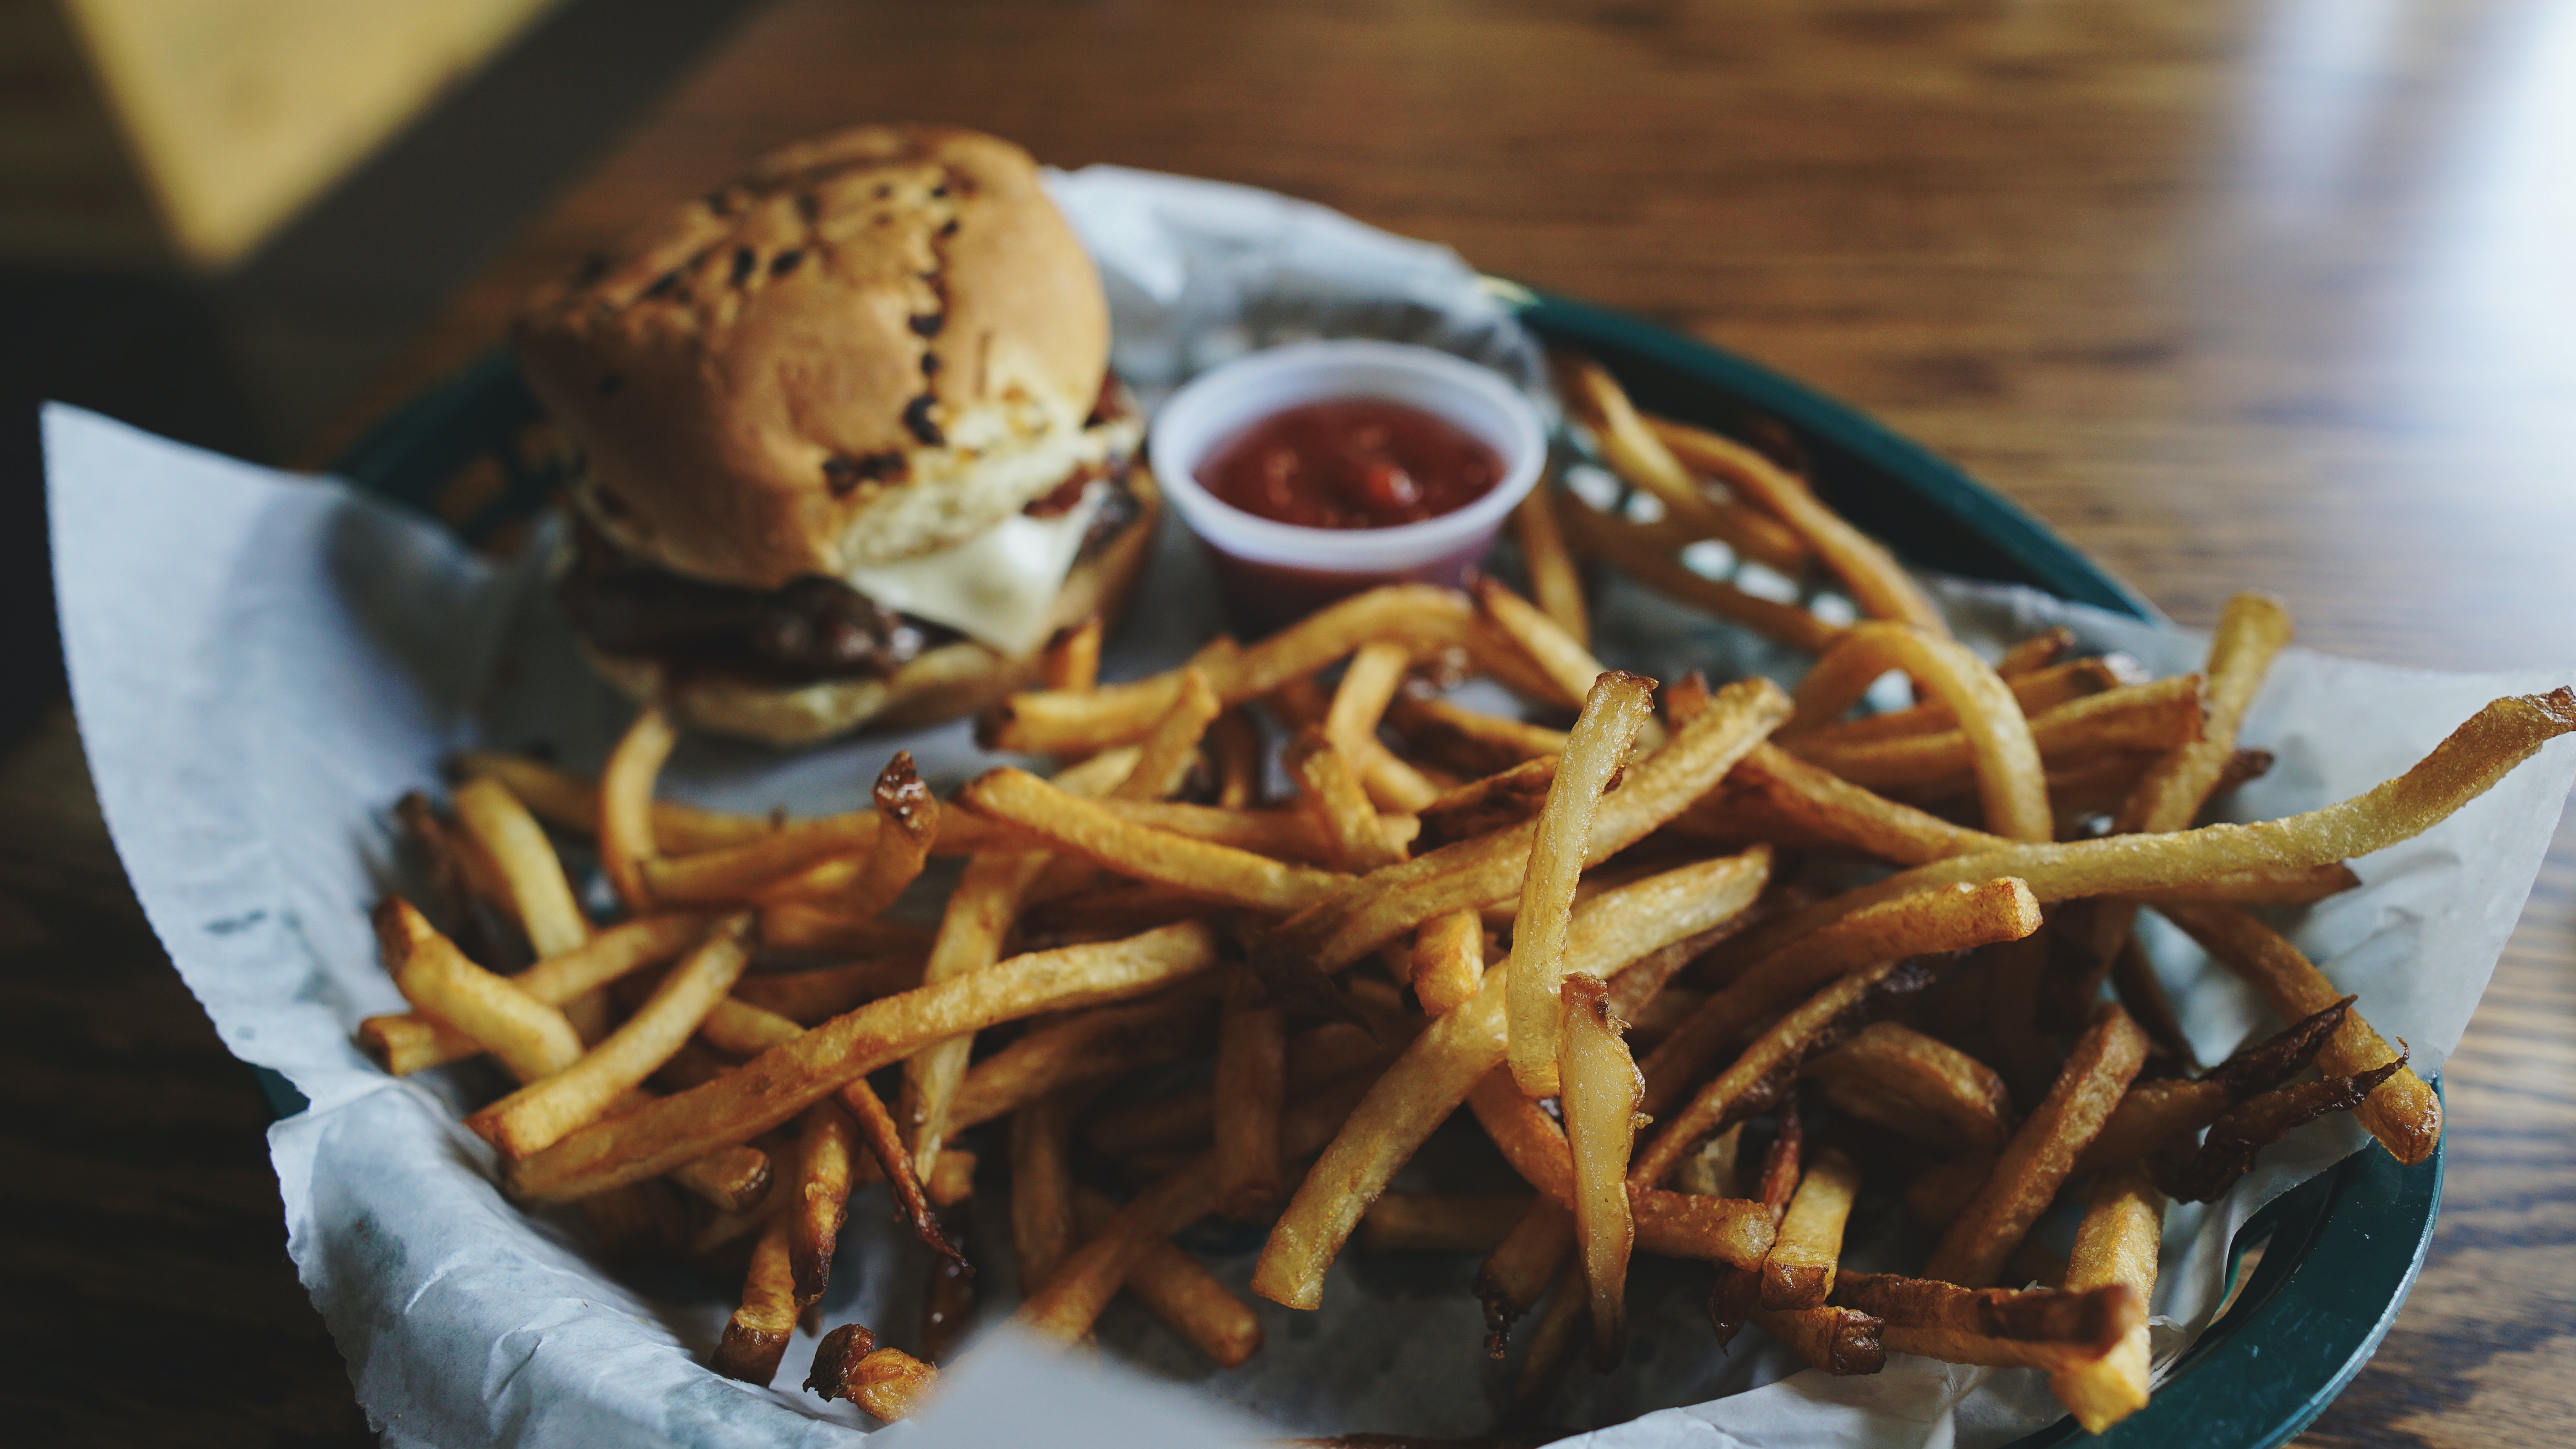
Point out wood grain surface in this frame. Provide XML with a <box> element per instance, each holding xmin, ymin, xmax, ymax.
<box><xmin>14</xmin><ymin>1</ymin><xmax>2573</xmax><ymax>1444</ymax></box>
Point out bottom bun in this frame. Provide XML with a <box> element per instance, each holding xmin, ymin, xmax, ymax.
<box><xmin>584</xmin><ymin>466</ymin><xmax>1161</xmax><ymax>746</ymax></box>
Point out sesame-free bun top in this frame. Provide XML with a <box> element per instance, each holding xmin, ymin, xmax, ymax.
<box><xmin>515</xmin><ymin>124</ymin><xmax>1113</xmax><ymax>590</ymax></box>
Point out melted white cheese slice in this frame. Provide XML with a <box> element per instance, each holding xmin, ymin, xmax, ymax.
<box><xmin>843</xmin><ymin>485</ymin><xmax>1107</xmax><ymax>658</ymax></box>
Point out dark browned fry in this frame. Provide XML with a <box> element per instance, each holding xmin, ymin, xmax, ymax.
<box><xmin>1412</xmin><ymin>756</ymin><xmax>1562</xmax><ymax>855</ymax></box>
<box><xmin>1751</xmin><ymin>1305</ymin><xmax>1886</xmax><ymax>1375</ymax></box>
<box><xmin>1475</xmin><ymin>1196</ymin><xmax>1576</xmax><ymax>1356</ymax></box>
<box><xmin>788</xmin><ymin>1100</ymin><xmax>859</xmax><ymax>1303</ymax></box>
<box><xmin>841</xmin><ymin>1072</ymin><xmax>960</xmax><ymax>1263</ymax></box>
<box><xmin>805</xmin><ymin>1322</ymin><xmax>939</xmax><ymax>1421</ymax></box>
<box><xmin>1710</xmin><ymin>1103</ymin><xmax>1802</xmax><ymax>1346</ymax></box>
<box><xmin>832</xmin><ymin>752</ymin><xmax>940</xmax><ymax>920</ymax></box>
<box><xmin>2076</xmin><ymin>997</ymin><xmax>2351</xmax><ymax>1171</ymax></box>
<box><xmin>711</xmin><ymin>1213</ymin><xmax>798</xmax><ymax>1384</ymax></box>
<box><xmin>1830</xmin><ymin>1272</ymin><xmax>2143</xmax><ymax>1369</ymax></box>
<box><xmin>2159</xmin><ymin>1054</ymin><xmax>2407</xmax><ymax>1201</ymax></box>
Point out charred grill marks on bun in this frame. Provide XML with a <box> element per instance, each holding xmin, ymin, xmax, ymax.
<box><xmin>514</xmin><ymin>124</ymin><xmax>1156</xmax><ymax>744</ymax></box>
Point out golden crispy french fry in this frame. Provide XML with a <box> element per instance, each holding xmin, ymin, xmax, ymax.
<box><xmin>1805</xmin><ymin>1022</ymin><xmax>2016</xmax><ymax>1154</ymax></box>
<box><xmin>1012</xmin><ymin>1090</ymin><xmax>1079</xmax><ymax>1296</ymax></box>
<box><xmin>948</xmin><ymin>985</ymin><xmax>1222</xmax><ymax>1134</ymax></box>
<box><xmin>1786</xmin><ymin>675</ymin><xmax>2204</xmax><ymax>799</ymax></box>
<box><xmin>1207</xmin><ymin>706</ymin><xmax>1263</xmax><ymax>809</ymax></box>
<box><xmin>958</xmin><ymin>768</ymin><xmax>1350</xmax><ymax>914</ymax></box>
<box><xmin>1791</xmin><ymin>623</ymin><xmax>2051</xmax><ymax>841</ymax></box>
<box><xmin>1115</xmin><ymin>667</ymin><xmax>1221</xmax><ymax>802</ymax></box>
<box><xmin>1214</xmin><ymin>970</ymin><xmax>1290</xmax><ymax>1220</ymax></box>
<box><xmin>1557</xmin><ymin>973</ymin><xmax>1643</xmax><ymax>1364</ymax></box>
<box><xmin>1831</xmin><ymin>1272</ymin><xmax>2142</xmax><ymax>1371</ymax></box>
<box><xmin>1045</xmin><ymin>616</ymin><xmax>1104</xmax><ymax>691</ymax></box>
<box><xmin>805</xmin><ymin>1324</ymin><xmax>939</xmax><ymax>1421</ymax></box>
<box><xmin>788</xmin><ymin>1100</ymin><xmax>858</xmax><ymax>1303</ymax></box>
<box><xmin>450</xmin><ymin>777</ymin><xmax>592</xmax><ymax>958</ymax></box>
<box><xmin>982</xmin><ymin>584</ymin><xmax>1484</xmax><ymax>754</ymax></box>
<box><xmin>1925</xmin><ymin>1004</ymin><xmax>2148</xmax><ymax>1287</ymax></box>
<box><xmin>645</xmin><ymin>808</ymin><xmax>1011</xmax><ymax>906</ymax></box>
<box><xmin>1360</xmin><ymin>1192</ymin><xmax>1534</xmax><ymax>1252</ymax></box>
<box><xmin>2050</xmin><ymin>1164</ymin><xmax>2164</xmax><ymax>1432</ymax></box>
<box><xmin>600</xmin><ymin>703</ymin><xmax>677</xmax><ymax>908</ymax></box>
<box><xmin>900</xmin><ymin>846</ymin><xmax>1055</xmax><ymax>1180</ymax></box>
<box><xmin>1475</xmin><ymin>1195</ymin><xmax>1576</xmax><ymax>1355</ymax></box>
<box><xmin>1518</xmin><ymin>487</ymin><xmax>1590</xmax><ymax>646</ymax></box>
<box><xmin>1072</xmin><ymin>1185</ymin><xmax>1265</xmax><ymax>1367</ymax></box>
<box><xmin>1385</xmin><ymin>694</ymin><xmax>1569</xmax><ymax>776</ymax></box>
<box><xmin>1558</xmin><ymin>358</ymin><xmax>1812</xmax><ymax>574</ymax></box>
<box><xmin>1639</xmin><ymin>878</ymin><xmax>2040</xmax><ymax>1124</ymax></box>
<box><xmin>711</xmin><ymin>1213</ymin><xmax>799</xmax><ymax>1384</ymax></box>
<box><xmin>1410</xmin><ymin>909</ymin><xmax>1486</xmax><ymax>1016</ymax></box>
<box><xmin>453</xmin><ymin>751</ymin><xmax>772</xmax><ymax>854</ymax></box>
<box><xmin>1510</xmin><ymin>671</ymin><xmax>1658</xmax><ymax>1094</ymax></box>
<box><xmin>1799</xmin><ymin>658</ymin><xmax>2134</xmax><ymax>745</ymax></box>
<box><xmin>469</xmin><ymin>914</ymin><xmax>755</xmax><ymax>1159</ymax></box>
<box><xmin>509</xmin><ymin>922</ymin><xmax>1221</xmax><ymax>1203</ymax></box>
<box><xmin>1713</xmin><ymin>689</ymin><xmax>2576</xmax><ymax>977</ymax></box>
<box><xmin>1761</xmin><ymin>1146</ymin><xmax>1861</xmax><ymax>1310</ymax></box>
<box><xmin>731</xmin><ymin>955</ymin><xmax>923</xmax><ymax>1025</ymax></box>
<box><xmin>1554</xmin><ymin>496</ymin><xmax>1848</xmax><ymax>655</ymax></box>
<box><xmin>1286</xmin><ymin>729</ymin><xmax>1403</xmax><ymax>873</ymax></box>
<box><xmin>1328</xmin><ymin>641</ymin><xmax>1413</xmax><ymax>759</ymax></box>
<box><xmin>1078</xmin><ymin>797</ymin><xmax>1365</xmax><ymax>865</ymax></box>
<box><xmin>1752</xmin><ymin>1304</ymin><xmax>1886</xmax><ymax>1375</ymax></box>
<box><xmin>1252</xmin><ymin>852</ymin><xmax>1771</xmax><ymax>1310</ymax></box>
<box><xmin>1296</xmin><ymin>676</ymin><xmax>1790</xmax><ymax>974</ymax></box>
<box><xmin>1475</xmin><ymin>577</ymin><xmax>1663</xmax><ymax>747</ymax></box>
<box><xmin>2156</xmin><ymin>901</ymin><xmax>2440</xmax><ymax>1164</ymax></box>
<box><xmin>1645</xmin><ymin>412</ymin><xmax>1946</xmax><ymax>634</ymax></box>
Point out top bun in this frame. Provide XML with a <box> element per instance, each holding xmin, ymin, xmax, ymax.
<box><xmin>515</xmin><ymin>124</ymin><xmax>1112</xmax><ymax>590</ymax></box>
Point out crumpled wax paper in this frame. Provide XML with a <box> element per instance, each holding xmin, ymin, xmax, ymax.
<box><xmin>45</xmin><ymin>165</ymin><xmax>2576</xmax><ymax>1448</ymax></box>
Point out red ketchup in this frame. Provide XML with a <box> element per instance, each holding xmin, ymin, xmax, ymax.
<box><xmin>1199</xmin><ymin>399</ymin><xmax>1505</xmax><ymax>530</ymax></box>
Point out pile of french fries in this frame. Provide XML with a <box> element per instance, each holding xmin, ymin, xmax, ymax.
<box><xmin>357</xmin><ymin>356</ymin><xmax>2576</xmax><ymax>1436</ymax></box>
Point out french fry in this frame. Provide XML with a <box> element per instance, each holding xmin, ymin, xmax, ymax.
<box><xmin>1044</xmin><ymin>616</ymin><xmax>1104</xmax><ymax>691</ymax></box>
<box><xmin>1360</xmin><ymin>1193</ymin><xmax>1534</xmax><ymax>1252</ymax></box>
<box><xmin>1410</xmin><ymin>908</ymin><xmax>1487</xmax><ymax>1016</ymax></box>
<box><xmin>1286</xmin><ymin>729</ymin><xmax>1403</xmax><ymax>873</ymax></box>
<box><xmin>981</xmin><ymin>583</ymin><xmax>1486</xmax><ymax>754</ymax></box>
<box><xmin>1709</xmin><ymin>1102</ymin><xmax>1803</xmax><ymax>1345</ymax></box>
<box><xmin>1639</xmin><ymin>877</ymin><xmax>2041</xmax><ymax>1125</ymax></box>
<box><xmin>508</xmin><ymin>922</ymin><xmax>1221</xmax><ymax>1203</ymax></box>
<box><xmin>1412</xmin><ymin>756</ymin><xmax>1559</xmax><ymax>854</ymax></box>
<box><xmin>2159</xmin><ymin>1055</ymin><xmax>2407</xmax><ymax>1201</ymax></box>
<box><xmin>1905</xmin><ymin>1152</ymin><xmax>1994</xmax><ymax>1232</ymax></box>
<box><xmin>1072</xmin><ymin>1186</ymin><xmax>1265</xmax><ymax>1367</ymax></box>
<box><xmin>1557</xmin><ymin>358</ymin><xmax>1812</xmax><ymax>575</ymax></box>
<box><xmin>1789</xmin><ymin>623</ymin><xmax>2051</xmax><ymax>841</ymax></box>
<box><xmin>1115</xmin><ymin>667</ymin><xmax>1222</xmax><ymax>802</ymax></box>
<box><xmin>1510</xmin><ymin>671</ymin><xmax>1658</xmax><ymax>1094</ymax></box>
<box><xmin>1795</xmin><ymin>657</ymin><xmax>2134</xmax><ymax>745</ymax></box>
<box><xmin>2050</xmin><ymin>1164</ymin><xmax>2165</xmax><ymax>1432</ymax></box>
<box><xmin>947</xmin><ymin>984</ymin><xmax>1222</xmax><ymax>1133</ymax></box>
<box><xmin>1328</xmin><ymin>640</ymin><xmax>1414</xmax><ymax>758</ymax></box>
<box><xmin>1557</xmin><ymin>973</ymin><xmax>1643</xmax><ymax>1364</ymax></box>
<box><xmin>1644</xmin><ymin>412</ymin><xmax>1946</xmax><ymax>634</ymax></box>
<box><xmin>1761</xmin><ymin>1146</ymin><xmax>1861</xmax><ymax>1310</ymax></box>
<box><xmin>1711</xmin><ymin>689</ymin><xmax>2576</xmax><ymax>976</ymax></box>
<box><xmin>1252</xmin><ymin>853</ymin><xmax>1772</xmax><ymax>1309</ymax></box>
<box><xmin>2076</xmin><ymin>997</ymin><xmax>2350</xmax><ymax>1171</ymax></box>
<box><xmin>788</xmin><ymin>1100</ymin><xmax>858</xmax><ymax>1303</ymax></box>
<box><xmin>844</xmin><ymin>1069</ymin><xmax>961</xmax><ymax>1262</ymax></box>
<box><xmin>1385</xmin><ymin>694</ymin><xmax>1569</xmax><ymax>776</ymax></box>
<box><xmin>1475</xmin><ymin>1196</ymin><xmax>1577</xmax><ymax>1355</ymax></box>
<box><xmin>755</xmin><ymin>903</ymin><xmax>939</xmax><ymax>958</ymax></box>
<box><xmin>1512</xmin><ymin>1259</ymin><xmax>1593</xmax><ymax>1418</ymax></box>
<box><xmin>1804</xmin><ymin>1022</ymin><xmax>2016</xmax><ymax>1155</ymax></box>
<box><xmin>1517</xmin><ymin>487</ymin><xmax>1590</xmax><ymax>645</ymax></box>
<box><xmin>1996</xmin><ymin>627</ymin><xmax>2077</xmax><ymax>677</ymax></box>
<box><xmin>1924</xmin><ymin>1004</ymin><xmax>2148</xmax><ymax>1287</ymax></box>
<box><xmin>380</xmin><ymin>896</ymin><xmax>582</xmax><ymax>1082</ymax></box>
<box><xmin>1082</xmin><ymin>797</ymin><xmax>1377</xmax><ymax>866</ymax></box>
<box><xmin>2157</xmin><ymin>901</ymin><xmax>2442</xmax><ymax>1164</ymax></box>
<box><xmin>1081</xmin><ymin>1006</ymin><xmax>1414</xmax><ymax>1159</ymax></box>
<box><xmin>921</xmin><ymin>1202</ymin><xmax>976</xmax><ymax>1363</ymax></box>
<box><xmin>1297</xmin><ymin>677</ymin><xmax>1790</xmax><ymax>975</ymax></box>
<box><xmin>899</xmin><ymin>846</ymin><xmax>1054</xmax><ymax>1181</ymax></box>
<box><xmin>834</xmin><ymin>752</ymin><xmax>940</xmax><ymax>920</ymax></box>
<box><xmin>453</xmin><ymin>751</ymin><xmax>772</xmax><ymax>853</ymax></box>
<box><xmin>468</xmin><ymin>913</ymin><xmax>755</xmax><ymax>1159</ymax></box>
<box><xmin>600</xmin><ymin>703</ymin><xmax>677</xmax><ymax>908</ymax></box>
<box><xmin>1207</xmin><ymin>707</ymin><xmax>1263</xmax><ymax>809</ymax></box>
<box><xmin>1674</xmin><ymin>1122</ymin><xmax>1743</xmax><ymax>1198</ymax></box>
<box><xmin>1212</xmin><ymin>969</ymin><xmax>1290</xmax><ymax>1220</ymax></box>
<box><xmin>731</xmin><ymin>955</ymin><xmax>924</xmax><ymax>1025</ymax></box>
<box><xmin>711</xmin><ymin>1213</ymin><xmax>799</xmax><ymax>1384</ymax></box>
<box><xmin>805</xmin><ymin>1324</ymin><xmax>939</xmax><ymax>1421</ymax></box>
<box><xmin>1751</xmin><ymin>1304</ymin><xmax>1886</xmax><ymax>1376</ymax></box>
<box><xmin>450</xmin><ymin>777</ymin><xmax>592</xmax><ymax>958</ymax></box>
<box><xmin>1783</xmin><ymin>674</ymin><xmax>2204</xmax><ymax>800</ymax></box>
<box><xmin>1011</xmin><ymin>1091</ymin><xmax>1079</xmax><ymax>1295</ymax></box>
<box><xmin>1475</xmin><ymin>577</ymin><xmax>1662</xmax><ymax>746</ymax></box>
<box><xmin>957</xmin><ymin>768</ymin><xmax>1350</xmax><ymax>914</ymax></box>
<box><xmin>644</xmin><ymin>807</ymin><xmax>1009</xmax><ymax>906</ymax></box>
<box><xmin>1831</xmin><ymin>1271</ymin><xmax>2143</xmax><ymax>1371</ymax></box>
<box><xmin>1554</xmin><ymin>498</ymin><xmax>1847</xmax><ymax>655</ymax></box>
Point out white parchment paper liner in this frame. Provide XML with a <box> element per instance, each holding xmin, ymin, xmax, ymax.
<box><xmin>46</xmin><ymin>166</ymin><xmax>2576</xmax><ymax>1448</ymax></box>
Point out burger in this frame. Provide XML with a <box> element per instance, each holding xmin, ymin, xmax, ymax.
<box><xmin>513</xmin><ymin>124</ymin><xmax>1154</xmax><ymax>745</ymax></box>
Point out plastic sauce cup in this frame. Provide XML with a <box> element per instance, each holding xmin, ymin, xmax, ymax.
<box><xmin>1148</xmin><ymin>340</ymin><xmax>1548</xmax><ymax>636</ymax></box>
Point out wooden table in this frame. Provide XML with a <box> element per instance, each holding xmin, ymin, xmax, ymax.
<box><xmin>13</xmin><ymin>2</ymin><xmax>2572</xmax><ymax>1443</ymax></box>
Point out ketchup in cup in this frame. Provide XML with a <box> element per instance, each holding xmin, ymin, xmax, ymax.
<box><xmin>1150</xmin><ymin>341</ymin><xmax>1547</xmax><ymax>636</ymax></box>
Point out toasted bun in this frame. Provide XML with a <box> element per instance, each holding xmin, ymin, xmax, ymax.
<box><xmin>581</xmin><ymin>469</ymin><xmax>1160</xmax><ymax>745</ymax></box>
<box><xmin>515</xmin><ymin>124</ymin><xmax>1112</xmax><ymax>588</ymax></box>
